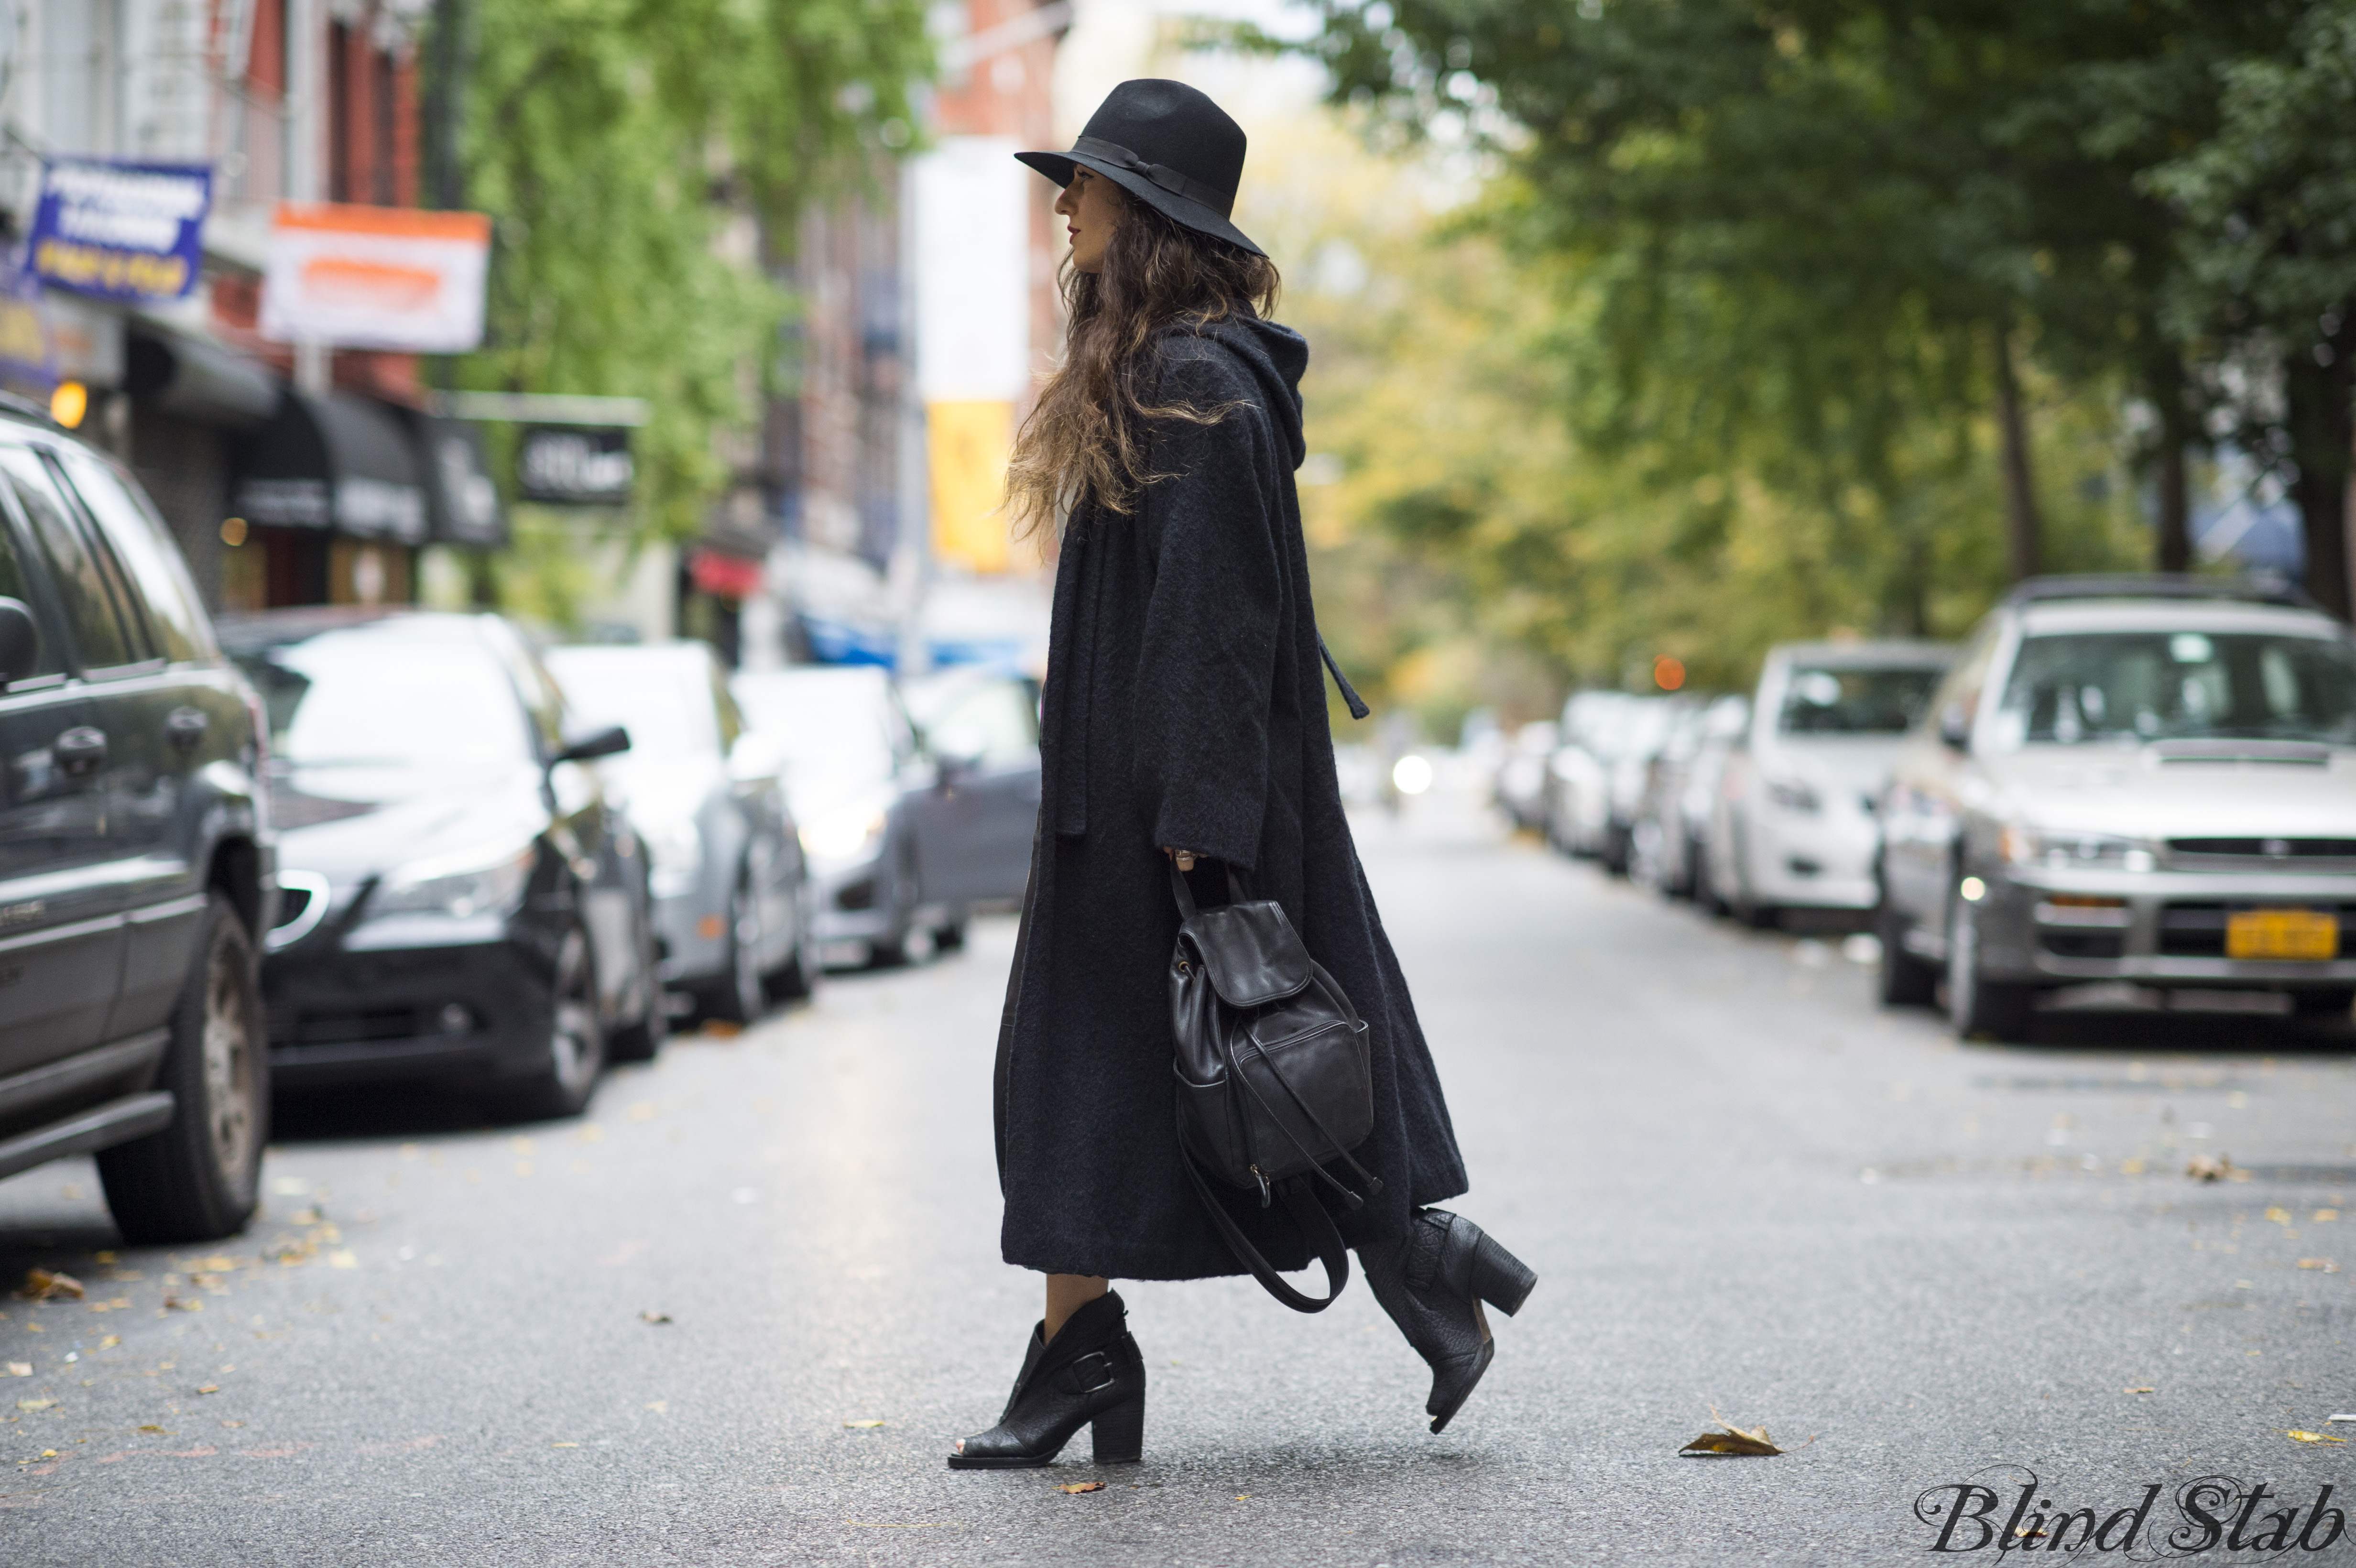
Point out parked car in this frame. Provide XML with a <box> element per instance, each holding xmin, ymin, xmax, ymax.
<box><xmin>222</xmin><ymin>610</ymin><xmax>662</xmax><ymax>1119</ymax></box>
<box><xmin>1541</xmin><ymin>692</ymin><xmax>1632</xmax><ymax>854</ymax></box>
<box><xmin>898</xmin><ymin>665</ymin><xmax>1042</xmax><ymax>915</ymax></box>
<box><xmin>731</xmin><ymin>665</ymin><xmax>951</xmax><ymax>965</ymax></box>
<box><xmin>1494</xmin><ymin>720</ymin><xmax>1558</xmax><ymax>830</ymax></box>
<box><xmin>1706</xmin><ymin>640</ymin><xmax>1953</xmax><ymax>926</ymax></box>
<box><xmin>1676</xmin><ymin>695</ymin><xmax>1752</xmax><ymax>911</ymax></box>
<box><xmin>545</xmin><ymin>642</ymin><xmax>816</xmax><ymax>1023</ymax></box>
<box><xmin>1631</xmin><ymin>697</ymin><xmax>1723</xmax><ymax>895</ymax></box>
<box><xmin>0</xmin><ymin>417</ymin><xmax>271</xmax><ymax>1242</ymax></box>
<box><xmin>1878</xmin><ymin>576</ymin><xmax>2356</xmax><ymax>1040</ymax></box>
<box><xmin>1546</xmin><ymin>693</ymin><xmax>1682</xmax><ymax>870</ymax></box>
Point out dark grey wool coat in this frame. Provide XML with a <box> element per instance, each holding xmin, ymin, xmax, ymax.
<box><xmin>994</xmin><ymin>311</ymin><xmax>1469</xmax><ymax>1282</ymax></box>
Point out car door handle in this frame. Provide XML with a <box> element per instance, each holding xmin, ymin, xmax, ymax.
<box><xmin>165</xmin><ymin>706</ymin><xmax>209</xmax><ymax>748</ymax></box>
<box><xmin>54</xmin><ymin>725</ymin><xmax>108</xmax><ymax>777</ymax></box>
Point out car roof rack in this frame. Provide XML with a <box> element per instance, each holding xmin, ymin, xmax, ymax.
<box><xmin>2003</xmin><ymin>573</ymin><xmax>2318</xmax><ymax>611</ymax></box>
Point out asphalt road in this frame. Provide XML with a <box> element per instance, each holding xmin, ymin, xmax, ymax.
<box><xmin>4</xmin><ymin>785</ymin><xmax>2354</xmax><ymax>1566</ymax></box>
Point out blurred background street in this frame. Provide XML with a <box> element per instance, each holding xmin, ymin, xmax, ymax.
<box><xmin>5</xmin><ymin>778</ymin><xmax>2352</xmax><ymax>1564</ymax></box>
<box><xmin>5</xmin><ymin>0</ymin><xmax>2356</xmax><ymax>1562</ymax></box>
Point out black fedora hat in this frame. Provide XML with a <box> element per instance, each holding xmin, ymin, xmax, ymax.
<box><xmin>1016</xmin><ymin>79</ymin><xmax>1263</xmax><ymax>257</ymax></box>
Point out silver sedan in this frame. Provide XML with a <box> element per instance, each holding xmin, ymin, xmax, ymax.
<box><xmin>1878</xmin><ymin>577</ymin><xmax>2356</xmax><ymax>1040</ymax></box>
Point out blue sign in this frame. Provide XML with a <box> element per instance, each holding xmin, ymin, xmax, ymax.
<box><xmin>29</xmin><ymin>158</ymin><xmax>211</xmax><ymax>303</ymax></box>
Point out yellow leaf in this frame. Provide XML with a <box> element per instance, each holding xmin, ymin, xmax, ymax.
<box><xmin>2289</xmin><ymin>1431</ymin><xmax>2347</xmax><ymax>1445</ymax></box>
<box><xmin>551</xmin><ymin>1441</ymin><xmax>579</xmax><ymax>1448</ymax></box>
<box><xmin>1680</xmin><ymin>1430</ymin><xmax>1783</xmax><ymax>1456</ymax></box>
<box><xmin>2123</xmin><ymin>1386</ymin><xmax>2156</xmax><ymax>1394</ymax></box>
<box><xmin>17</xmin><ymin>1269</ymin><xmax>83</xmax><ymax>1302</ymax></box>
<box><xmin>842</xmin><ymin>1419</ymin><xmax>885</xmax><ymax>1428</ymax></box>
<box><xmin>2</xmin><ymin>1364</ymin><xmax>26</xmax><ymax>1378</ymax></box>
<box><xmin>196</xmin><ymin>1385</ymin><xmax>219</xmax><ymax>1395</ymax></box>
<box><xmin>1056</xmin><ymin>1481</ymin><xmax>1105</xmax><ymax>1493</ymax></box>
<box><xmin>137</xmin><ymin>1425</ymin><xmax>167</xmax><ymax>1434</ymax></box>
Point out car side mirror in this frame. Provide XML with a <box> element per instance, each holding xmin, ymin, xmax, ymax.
<box><xmin>552</xmin><ymin>724</ymin><xmax>631</xmax><ymax>766</ymax></box>
<box><xmin>0</xmin><ymin>597</ymin><xmax>38</xmax><ymax>688</ymax></box>
<box><xmin>1937</xmin><ymin>702</ymin><xmax>1972</xmax><ymax>751</ymax></box>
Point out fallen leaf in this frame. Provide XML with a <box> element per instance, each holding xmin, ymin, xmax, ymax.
<box><xmin>196</xmin><ymin>1385</ymin><xmax>219</xmax><ymax>1395</ymax></box>
<box><xmin>37</xmin><ymin>1449</ymin><xmax>55</xmax><ymax>1459</ymax></box>
<box><xmin>17</xmin><ymin>1270</ymin><xmax>83</xmax><ymax>1302</ymax></box>
<box><xmin>2317</xmin><ymin>1209</ymin><xmax>2341</xmax><ymax>1223</ymax></box>
<box><xmin>2296</xmin><ymin>1259</ymin><xmax>2339</xmax><ymax>1272</ymax></box>
<box><xmin>2</xmin><ymin>1365</ymin><xmax>26</xmax><ymax>1379</ymax></box>
<box><xmin>219</xmin><ymin>1421</ymin><xmax>243</xmax><ymax>1429</ymax></box>
<box><xmin>2289</xmin><ymin>1430</ymin><xmax>2348</xmax><ymax>1445</ymax></box>
<box><xmin>327</xmin><ymin>1251</ymin><xmax>358</xmax><ymax>1270</ymax></box>
<box><xmin>1056</xmin><ymin>1481</ymin><xmax>1105</xmax><ymax>1493</ymax></box>
<box><xmin>644</xmin><ymin>1402</ymin><xmax>667</xmax><ymax>1414</ymax></box>
<box><xmin>842</xmin><ymin>1419</ymin><xmax>885</xmax><ymax>1428</ymax></box>
<box><xmin>93</xmin><ymin>1252</ymin><xmax>116</xmax><ymax>1264</ymax></box>
<box><xmin>2187</xmin><ymin>1154</ymin><xmax>2236</xmax><ymax>1183</ymax></box>
<box><xmin>137</xmin><ymin>1425</ymin><xmax>167</xmax><ymax>1434</ymax></box>
<box><xmin>703</xmin><ymin>1021</ymin><xmax>743</xmax><ymax>1039</ymax></box>
<box><xmin>98</xmin><ymin>1337</ymin><xmax>118</xmax><ymax>1350</ymax></box>
<box><xmin>639</xmin><ymin>1310</ymin><xmax>672</xmax><ymax>1325</ymax></box>
<box><xmin>16</xmin><ymin>1400</ymin><xmax>55</xmax><ymax>1413</ymax></box>
<box><xmin>2124</xmin><ymin>1387</ymin><xmax>2156</xmax><ymax>1394</ymax></box>
<box><xmin>2267</xmin><ymin>1207</ymin><xmax>2292</xmax><ymax>1224</ymax></box>
<box><xmin>1681</xmin><ymin>1430</ymin><xmax>1784</xmax><ymax>1456</ymax></box>
<box><xmin>551</xmin><ymin>1441</ymin><xmax>578</xmax><ymax>1448</ymax></box>
<box><xmin>160</xmin><ymin>1296</ymin><xmax>202</xmax><ymax>1313</ymax></box>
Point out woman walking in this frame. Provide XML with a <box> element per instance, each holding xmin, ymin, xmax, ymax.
<box><xmin>950</xmin><ymin>80</ymin><xmax>1536</xmax><ymax>1470</ymax></box>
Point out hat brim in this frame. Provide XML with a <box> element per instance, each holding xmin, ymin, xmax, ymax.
<box><xmin>1015</xmin><ymin>149</ymin><xmax>1264</xmax><ymax>258</ymax></box>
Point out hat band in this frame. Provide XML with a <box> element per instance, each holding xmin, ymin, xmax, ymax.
<box><xmin>1071</xmin><ymin>137</ymin><xmax>1234</xmax><ymax>218</ymax></box>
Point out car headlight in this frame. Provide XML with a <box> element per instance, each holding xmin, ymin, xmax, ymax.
<box><xmin>802</xmin><ymin>799</ymin><xmax>889</xmax><ymax>860</ymax></box>
<box><xmin>373</xmin><ymin>838</ymin><xmax>537</xmax><ymax>918</ymax></box>
<box><xmin>1766</xmin><ymin>778</ymin><xmax>1820</xmax><ymax>814</ymax></box>
<box><xmin>1999</xmin><ymin>825</ymin><xmax>2157</xmax><ymax>873</ymax></box>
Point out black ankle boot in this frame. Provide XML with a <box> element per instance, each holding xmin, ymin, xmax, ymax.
<box><xmin>948</xmin><ymin>1290</ymin><xmax>1146</xmax><ymax>1469</ymax></box>
<box><xmin>1358</xmin><ymin>1209</ymin><xmax>1537</xmax><ymax>1434</ymax></box>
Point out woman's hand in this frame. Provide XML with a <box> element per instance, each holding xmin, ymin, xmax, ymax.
<box><xmin>1162</xmin><ymin>847</ymin><xmax>1198</xmax><ymax>872</ymax></box>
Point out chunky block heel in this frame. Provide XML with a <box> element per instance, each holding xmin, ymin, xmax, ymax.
<box><xmin>1090</xmin><ymin>1394</ymin><xmax>1145</xmax><ymax>1463</ymax></box>
<box><xmin>1472</xmin><ymin>1237</ymin><xmax>1538</xmax><ymax>1317</ymax></box>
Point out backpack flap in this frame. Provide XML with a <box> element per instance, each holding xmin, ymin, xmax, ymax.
<box><xmin>1184</xmin><ymin>900</ymin><xmax>1313</xmax><ymax>1008</ymax></box>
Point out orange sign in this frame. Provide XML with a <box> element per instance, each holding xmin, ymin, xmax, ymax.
<box><xmin>261</xmin><ymin>203</ymin><xmax>492</xmax><ymax>352</ymax></box>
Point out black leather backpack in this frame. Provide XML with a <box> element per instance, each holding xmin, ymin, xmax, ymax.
<box><xmin>1167</xmin><ymin>860</ymin><xmax>1383</xmax><ymax>1311</ymax></box>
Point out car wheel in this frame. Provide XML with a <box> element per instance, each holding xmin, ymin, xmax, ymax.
<box><xmin>98</xmin><ymin>893</ymin><xmax>267</xmax><ymax>1244</ymax></box>
<box><xmin>607</xmin><ymin>882</ymin><xmax>669</xmax><ymax>1063</ymax></box>
<box><xmin>1947</xmin><ymin>885</ymin><xmax>2035</xmax><ymax>1042</ymax></box>
<box><xmin>932</xmin><ymin>916</ymin><xmax>968</xmax><ymax>953</ymax></box>
<box><xmin>1876</xmin><ymin>899</ymin><xmax>1939</xmax><ymax>1008</ymax></box>
<box><xmin>493</xmin><ymin>925</ymin><xmax>607</xmax><ymax>1120</ymax></box>
<box><xmin>698</xmin><ymin>881</ymin><xmax>765</xmax><ymax>1026</ymax></box>
<box><xmin>2291</xmin><ymin>987</ymin><xmax>2356</xmax><ymax>1019</ymax></box>
<box><xmin>1692</xmin><ymin>843</ymin><xmax>1726</xmax><ymax>916</ymax></box>
<box><xmin>765</xmin><ymin>882</ymin><xmax>821</xmax><ymax>1002</ymax></box>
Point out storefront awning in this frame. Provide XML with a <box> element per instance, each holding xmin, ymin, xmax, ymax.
<box><xmin>124</xmin><ymin>324</ymin><xmax>278</xmax><ymax>431</ymax></box>
<box><xmin>232</xmin><ymin>389</ymin><xmax>428</xmax><ymax>544</ymax></box>
<box><xmin>407</xmin><ymin>412</ymin><xmax>508</xmax><ymax>549</ymax></box>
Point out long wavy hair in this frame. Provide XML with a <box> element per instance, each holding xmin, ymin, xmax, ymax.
<box><xmin>1003</xmin><ymin>186</ymin><xmax>1280</xmax><ymax>539</ymax></box>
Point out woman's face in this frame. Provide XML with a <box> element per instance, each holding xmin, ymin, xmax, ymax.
<box><xmin>1055</xmin><ymin>168</ymin><xmax>1123</xmax><ymax>274</ymax></box>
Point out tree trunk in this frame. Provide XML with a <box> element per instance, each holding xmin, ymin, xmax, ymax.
<box><xmin>2151</xmin><ymin>355</ymin><xmax>2192</xmax><ymax>573</ymax></box>
<box><xmin>2283</xmin><ymin>311</ymin><xmax>2354</xmax><ymax>621</ymax></box>
<box><xmin>1993</xmin><ymin>325</ymin><xmax>2042</xmax><ymax>582</ymax></box>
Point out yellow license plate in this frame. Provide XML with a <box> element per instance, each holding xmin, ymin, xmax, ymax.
<box><xmin>2226</xmin><ymin>908</ymin><xmax>2340</xmax><ymax>961</ymax></box>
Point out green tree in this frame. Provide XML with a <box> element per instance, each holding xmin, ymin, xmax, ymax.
<box><xmin>434</xmin><ymin>0</ymin><xmax>929</xmax><ymax>556</ymax></box>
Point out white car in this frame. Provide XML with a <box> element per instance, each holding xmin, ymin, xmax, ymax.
<box><xmin>1879</xmin><ymin>577</ymin><xmax>2356</xmax><ymax>1039</ymax></box>
<box><xmin>1494</xmin><ymin>720</ymin><xmax>1558</xmax><ymax>829</ymax></box>
<box><xmin>1707</xmin><ymin>641</ymin><xmax>1954</xmax><ymax>924</ymax></box>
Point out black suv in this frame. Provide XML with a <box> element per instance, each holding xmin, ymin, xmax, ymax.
<box><xmin>0</xmin><ymin>404</ymin><xmax>271</xmax><ymax>1243</ymax></box>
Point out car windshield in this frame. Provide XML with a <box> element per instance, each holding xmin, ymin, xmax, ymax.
<box><xmin>1991</xmin><ymin>629</ymin><xmax>2356</xmax><ymax>748</ymax></box>
<box><xmin>1778</xmin><ymin>665</ymin><xmax>1942</xmax><ymax>735</ymax></box>
<box><xmin>733</xmin><ymin>674</ymin><xmax>897</xmax><ymax>773</ymax></box>
<box><xmin>237</xmin><ymin>632</ymin><xmax>531</xmax><ymax>773</ymax></box>
<box><xmin>548</xmin><ymin>655</ymin><xmax>718</xmax><ymax>759</ymax></box>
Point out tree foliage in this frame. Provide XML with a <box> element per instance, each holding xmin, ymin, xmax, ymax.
<box><xmin>1304</xmin><ymin>0</ymin><xmax>2356</xmax><ymax>635</ymax></box>
<box><xmin>444</xmin><ymin>0</ymin><xmax>930</xmax><ymax>544</ymax></box>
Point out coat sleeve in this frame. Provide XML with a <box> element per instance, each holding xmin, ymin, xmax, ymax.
<box><xmin>1129</xmin><ymin>357</ymin><xmax>1283</xmax><ymax>871</ymax></box>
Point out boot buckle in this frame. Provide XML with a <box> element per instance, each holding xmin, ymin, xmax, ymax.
<box><xmin>1061</xmin><ymin>1350</ymin><xmax>1117</xmax><ymax>1394</ymax></box>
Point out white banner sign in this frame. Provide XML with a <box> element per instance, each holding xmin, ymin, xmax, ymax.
<box><xmin>913</xmin><ymin>138</ymin><xmax>1033</xmax><ymax>402</ymax></box>
<box><xmin>261</xmin><ymin>203</ymin><xmax>492</xmax><ymax>353</ymax></box>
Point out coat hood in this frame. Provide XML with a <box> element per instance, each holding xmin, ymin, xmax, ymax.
<box><xmin>1190</xmin><ymin>313</ymin><xmax>1309</xmax><ymax>471</ymax></box>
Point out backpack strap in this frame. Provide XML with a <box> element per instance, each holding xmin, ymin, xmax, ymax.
<box><xmin>1178</xmin><ymin>1135</ymin><xmax>1351</xmax><ymax>1313</ymax></box>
